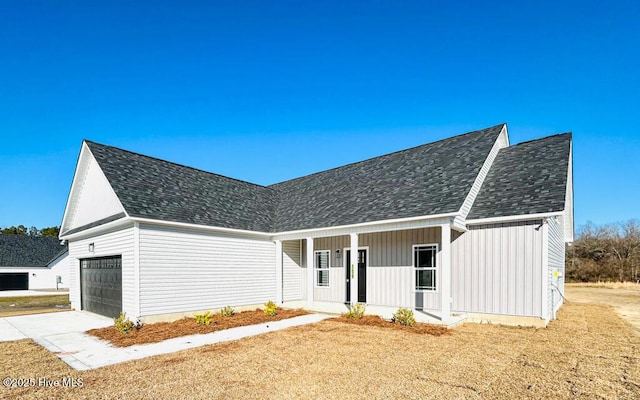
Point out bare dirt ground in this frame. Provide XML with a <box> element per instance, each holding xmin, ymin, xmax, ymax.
<box><xmin>566</xmin><ymin>282</ymin><xmax>640</xmax><ymax>337</ymax></box>
<box><xmin>1</xmin><ymin>290</ymin><xmax>638</xmax><ymax>399</ymax></box>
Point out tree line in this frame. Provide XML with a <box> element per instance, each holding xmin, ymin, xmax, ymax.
<box><xmin>566</xmin><ymin>219</ymin><xmax>640</xmax><ymax>282</ymax></box>
<box><xmin>0</xmin><ymin>225</ymin><xmax>60</xmax><ymax>238</ymax></box>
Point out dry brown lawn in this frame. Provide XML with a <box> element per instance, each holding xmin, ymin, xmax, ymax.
<box><xmin>567</xmin><ymin>282</ymin><xmax>640</xmax><ymax>337</ymax></box>
<box><xmin>0</xmin><ymin>295</ymin><xmax>70</xmax><ymax>317</ymax></box>
<box><xmin>1</xmin><ymin>288</ymin><xmax>639</xmax><ymax>399</ymax></box>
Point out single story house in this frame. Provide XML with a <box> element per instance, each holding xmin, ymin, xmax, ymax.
<box><xmin>0</xmin><ymin>235</ymin><xmax>69</xmax><ymax>290</ymax></box>
<box><xmin>59</xmin><ymin>124</ymin><xmax>573</xmax><ymax>326</ymax></box>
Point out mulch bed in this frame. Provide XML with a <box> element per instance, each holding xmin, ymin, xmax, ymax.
<box><xmin>334</xmin><ymin>314</ymin><xmax>451</xmax><ymax>336</ymax></box>
<box><xmin>87</xmin><ymin>308</ymin><xmax>309</xmax><ymax>347</ymax></box>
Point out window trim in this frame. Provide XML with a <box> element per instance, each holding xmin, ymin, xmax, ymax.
<box><xmin>314</xmin><ymin>249</ymin><xmax>331</xmax><ymax>287</ymax></box>
<box><xmin>412</xmin><ymin>243</ymin><xmax>439</xmax><ymax>293</ymax></box>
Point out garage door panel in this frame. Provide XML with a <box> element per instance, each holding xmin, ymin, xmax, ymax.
<box><xmin>80</xmin><ymin>256</ymin><xmax>122</xmax><ymax>318</ymax></box>
<box><xmin>0</xmin><ymin>273</ymin><xmax>28</xmax><ymax>291</ymax></box>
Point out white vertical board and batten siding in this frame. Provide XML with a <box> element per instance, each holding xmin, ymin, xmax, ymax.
<box><xmin>548</xmin><ymin>217</ymin><xmax>565</xmax><ymax>314</ymax></box>
<box><xmin>454</xmin><ymin>126</ymin><xmax>508</xmax><ymax>228</ymax></box>
<box><xmin>137</xmin><ymin>224</ymin><xmax>275</xmax><ymax>316</ymax></box>
<box><xmin>362</xmin><ymin>228</ymin><xmax>442</xmax><ymax>309</ymax></box>
<box><xmin>310</xmin><ymin>229</ymin><xmax>442</xmax><ymax>310</ymax></box>
<box><xmin>312</xmin><ymin>236</ymin><xmax>349</xmax><ymax>302</ymax></box>
<box><xmin>282</xmin><ymin>240</ymin><xmax>303</xmax><ymax>301</ymax></box>
<box><xmin>67</xmin><ymin>225</ymin><xmax>135</xmax><ymax>316</ymax></box>
<box><xmin>451</xmin><ymin>221</ymin><xmax>543</xmax><ymax>317</ymax></box>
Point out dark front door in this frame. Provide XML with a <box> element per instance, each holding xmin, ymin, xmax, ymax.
<box><xmin>345</xmin><ymin>249</ymin><xmax>367</xmax><ymax>303</ymax></box>
<box><xmin>80</xmin><ymin>256</ymin><xmax>122</xmax><ymax>318</ymax></box>
<box><xmin>0</xmin><ymin>273</ymin><xmax>28</xmax><ymax>291</ymax></box>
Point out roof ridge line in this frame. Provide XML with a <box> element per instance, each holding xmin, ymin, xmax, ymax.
<box><xmin>268</xmin><ymin>123</ymin><xmax>506</xmax><ymax>188</ymax></box>
<box><xmin>508</xmin><ymin>132</ymin><xmax>572</xmax><ymax>148</ymax></box>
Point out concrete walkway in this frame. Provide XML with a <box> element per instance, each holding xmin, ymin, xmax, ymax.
<box><xmin>0</xmin><ymin>311</ymin><xmax>332</xmax><ymax>370</ymax></box>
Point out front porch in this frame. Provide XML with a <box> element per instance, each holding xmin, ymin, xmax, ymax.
<box><xmin>274</xmin><ymin>218</ymin><xmax>462</xmax><ymax>327</ymax></box>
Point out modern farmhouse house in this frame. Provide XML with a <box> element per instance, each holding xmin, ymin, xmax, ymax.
<box><xmin>59</xmin><ymin>124</ymin><xmax>573</xmax><ymax>326</ymax></box>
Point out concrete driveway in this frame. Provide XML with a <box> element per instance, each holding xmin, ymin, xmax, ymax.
<box><xmin>0</xmin><ymin>311</ymin><xmax>113</xmax><ymax>369</ymax></box>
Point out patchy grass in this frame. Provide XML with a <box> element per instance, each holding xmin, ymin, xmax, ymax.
<box><xmin>0</xmin><ymin>295</ymin><xmax>69</xmax><ymax>317</ymax></box>
<box><xmin>567</xmin><ymin>281</ymin><xmax>640</xmax><ymax>290</ymax></box>
<box><xmin>1</xmin><ymin>299</ymin><xmax>638</xmax><ymax>399</ymax></box>
<box><xmin>335</xmin><ymin>314</ymin><xmax>451</xmax><ymax>336</ymax></box>
<box><xmin>87</xmin><ymin>308</ymin><xmax>309</xmax><ymax>347</ymax></box>
<box><xmin>567</xmin><ymin>283</ymin><xmax>640</xmax><ymax>337</ymax></box>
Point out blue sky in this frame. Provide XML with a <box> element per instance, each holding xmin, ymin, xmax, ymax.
<box><xmin>0</xmin><ymin>1</ymin><xmax>638</xmax><ymax>230</ymax></box>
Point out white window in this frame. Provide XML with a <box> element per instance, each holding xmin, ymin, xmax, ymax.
<box><xmin>314</xmin><ymin>250</ymin><xmax>330</xmax><ymax>287</ymax></box>
<box><xmin>414</xmin><ymin>244</ymin><xmax>437</xmax><ymax>291</ymax></box>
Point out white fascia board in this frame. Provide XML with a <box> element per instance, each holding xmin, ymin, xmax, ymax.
<box><xmin>466</xmin><ymin>211</ymin><xmax>563</xmax><ymax>226</ymax></box>
<box><xmin>129</xmin><ymin>217</ymin><xmax>273</xmax><ymax>239</ymax></box>
<box><xmin>59</xmin><ymin>141</ymin><xmax>130</xmax><ymax>237</ymax></box>
<box><xmin>59</xmin><ymin>142</ymin><xmax>90</xmax><ymax>237</ymax></box>
<box><xmin>451</xmin><ymin>220</ymin><xmax>468</xmax><ymax>232</ymax></box>
<box><xmin>272</xmin><ymin>213</ymin><xmax>458</xmax><ymax>240</ymax></box>
<box><xmin>59</xmin><ymin>217</ymin><xmax>133</xmax><ymax>241</ymax></box>
<box><xmin>117</xmin><ymin>212</ymin><xmax>459</xmax><ymax>242</ymax></box>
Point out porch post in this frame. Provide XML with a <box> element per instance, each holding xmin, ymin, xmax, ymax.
<box><xmin>306</xmin><ymin>237</ymin><xmax>314</xmax><ymax>307</ymax></box>
<box><xmin>350</xmin><ymin>232</ymin><xmax>359</xmax><ymax>306</ymax></box>
<box><xmin>275</xmin><ymin>240</ymin><xmax>283</xmax><ymax>304</ymax></box>
<box><xmin>440</xmin><ymin>224</ymin><xmax>451</xmax><ymax>323</ymax></box>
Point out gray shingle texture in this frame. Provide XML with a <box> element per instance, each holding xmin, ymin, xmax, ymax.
<box><xmin>270</xmin><ymin>124</ymin><xmax>505</xmax><ymax>231</ymax></box>
<box><xmin>467</xmin><ymin>132</ymin><xmax>572</xmax><ymax>219</ymax></box>
<box><xmin>0</xmin><ymin>235</ymin><xmax>68</xmax><ymax>267</ymax></box>
<box><xmin>79</xmin><ymin>124</ymin><xmax>569</xmax><ymax>234</ymax></box>
<box><xmin>87</xmin><ymin>142</ymin><xmax>278</xmax><ymax>232</ymax></box>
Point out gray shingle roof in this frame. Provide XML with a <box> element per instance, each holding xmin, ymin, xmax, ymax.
<box><xmin>467</xmin><ymin>133</ymin><xmax>572</xmax><ymax>220</ymax></box>
<box><xmin>270</xmin><ymin>124</ymin><xmax>505</xmax><ymax>231</ymax></box>
<box><xmin>74</xmin><ymin>124</ymin><xmax>569</xmax><ymax>234</ymax></box>
<box><xmin>86</xmin><ymin>141</ymin><xmax>278</xmax><ymax>232</ymax></box>
<box><xmin>0</xmin><ymin>235</ymin><xmax>68</xmax><ymax>268</ymax></box>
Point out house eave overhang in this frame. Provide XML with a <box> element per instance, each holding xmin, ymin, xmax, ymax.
<box><xmin>59</xmin><ymin>216</ymin><xmax>133</xmax><ymax>241</ymax></box>
<box><xmin>272</xmin><ymin>212</ymin><xmax>459</xmax><ymax>241</ymax></box>
<box><xmin>466</xmin><ymin>211</ymin><xmax>563</xmax><ymax>226</ymax></box>
<box><xmin>129</xmin><ymin>217</ymin><xmax>274</xmax><ymax>239</ymax></box>
<box><xmin>61</xmin><ymin>212</ymin><xmax>463</xmax><ymax>242</ymax></box>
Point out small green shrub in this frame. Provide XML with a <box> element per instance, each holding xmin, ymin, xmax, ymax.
<box><xmin>114</xmin><ymin>312</ymin><xmax>136</xmax><ymax>334</ymax></box>
<box><xmin>264</xmin><ymin>300</ymin><xmax>278</xmax><ymax>316</ymax></box>
<box><xmin>219</xmin><ymin>305</ymin><xmax>235</xmax><ymax>317</ymax></box>
<box><xmin>392</xmin><ymin>307</ymin><xmax>416</xmax><ymax>326</ymax></box>
<box><xmin>194</xmin><ymin>311</ymin><xmax>213</xmax><ymax>326</ymax></box>
<box><xmin>346</xmin><ymin>303</ymin><xmax>366</xmax><ymax>319</ymax></box>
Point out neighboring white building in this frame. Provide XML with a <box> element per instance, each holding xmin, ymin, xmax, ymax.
<box><xmin>59</xmin><ymin>124</ymin><xmax>573</xmax><ymax>327</ymax></box>
<box><xmin>0</xmin><ymin>235</ymin><xmax>69</xmax><ymax>290</ymax></box>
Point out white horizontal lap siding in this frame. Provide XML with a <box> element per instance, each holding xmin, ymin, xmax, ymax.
<box><xmin>451</xmin><ymin>221</ymin><xmax>543</xmax><ymax>317</ymax></box>
<box><xmin>138</xmin><ymin>224</ymin><xmax>275</xmax><ymax>316</ymax></box>
<box><xmin>282</xmin><ymin>240</ymin><xmax>303</xmax><ymax>301</ymax></box>
<box><xmin>67</xmin><ymin>226</ymin><xmax>135</xmax><ymax>316</ymax></box>
<box><xmin>548</xmin><ymin>217</ymin><xmax>565</xmax><ymax>312</ymax></box>
<box><xmin>361</xmin><ymin>228</ymin><xmax>441</xmax><ymax>309</ymax></box>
